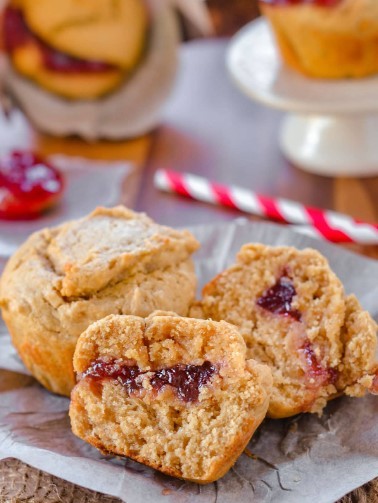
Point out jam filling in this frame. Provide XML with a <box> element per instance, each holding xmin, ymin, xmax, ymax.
<box><xmin>299</xmin><ymin>340</ymin><xmax>338</xmax><ymax>387</ymax></box>
<box><xmin>83</xmin><ymin>359</ymin><xmax>217</xmax><ymax>403</ymax></box>
<box><xmin>3</xmin><ymin>7</ymin><xmax>115</xmax><ymax>73</ymax></box>
<box><xmin>257</xmin><ymin>274</ymin><xmax>301</xmax><ymax>321</ymax></box>
<box><xmin>370</xmin><ymin>372</ymin><xmax>378</xmax><ymax>395</ymax></box>
<box><xmin>150</xmin><ymin>361</ymin><xmax>217</xmax><ymax>402</ymax></box>
<box><xmin>0</xmin><ymin>150</ymin><xmax>64</xmax><ymax>220</ymax></box>
<box><xmin>259</xmin><ymin>0</ymin><xmax>342</xmax><ymax>6</ymax></box>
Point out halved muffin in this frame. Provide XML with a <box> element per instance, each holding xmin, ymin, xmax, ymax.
<box><xmin>193</xmin><ymin>244</ymin><xmax>377</xmax><ymax>418</ymax></box>
<box><xmin>2</xmin><ymin>0</ymin><xmax>148</xmax><ymax>99</ymax></box>
<box><xmin>69</xmin><ymin>312</ymin><xmax>272</xmax><ymax>483</ymax></box>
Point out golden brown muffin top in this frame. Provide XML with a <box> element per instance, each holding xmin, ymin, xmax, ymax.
<box><xmin>15</xmin><ymin>0</ymin><xmax>148</xmax><ymax>68</ymax></box>
<box><xmin>43</xmin><ymin>206</ymin><xmax>199</xmax><ymax>297</ymax></box>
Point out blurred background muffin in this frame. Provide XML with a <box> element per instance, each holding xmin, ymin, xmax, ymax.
<box><xmin>3</xmin><ymin>0</ymin><xmax>148</xmax><ymax>99</ymax></box>
<box><xmin>259</xmin><ymin>0</ymin><xmax>378</xmax><ymax>79</ymax></box>
<box><xmin>0</xmin><ymin>0</ymin><xmax>179</xmax><ymax>138</ymax></box>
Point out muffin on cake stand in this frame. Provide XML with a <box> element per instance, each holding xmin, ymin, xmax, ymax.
<box><xmin>226</xmin><ymin>18</ymin><xmax>378</xmax><ymax>177</ymax></box>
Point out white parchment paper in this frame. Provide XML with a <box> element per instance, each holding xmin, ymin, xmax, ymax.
<box><xmin>0</xmin><ymin>218</ymin><xmax>377</xmax><ymax>503</ymax></box>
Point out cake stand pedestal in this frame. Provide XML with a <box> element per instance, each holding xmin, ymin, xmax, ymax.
<box><xmin>226</xmin><ymin>18</ymin><xmax>378</xmax><ymax>177</ymax></box>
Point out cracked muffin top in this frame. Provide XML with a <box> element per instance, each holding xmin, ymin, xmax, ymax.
<box><xmin>11</xmin><ymin>206</ymin><xmax>199</xmax><ymax>298</ymax></box>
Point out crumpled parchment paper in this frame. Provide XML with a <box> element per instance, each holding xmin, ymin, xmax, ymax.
<box><xmin>0</xmin><ymin>218</ymin><xmax>377</xmax><ymax>503</ymax></box>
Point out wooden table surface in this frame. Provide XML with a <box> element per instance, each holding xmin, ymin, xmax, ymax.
<box><xmin>0</xmin><ymin>2</ymin><xmax>377</xmax><ymax>502</ymax></box>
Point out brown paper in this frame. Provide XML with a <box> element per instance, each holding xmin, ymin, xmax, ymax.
<box><xmin>0</xmin><ymin>219</ymin><xmax>377</xmax><ymax>503</ymax></box>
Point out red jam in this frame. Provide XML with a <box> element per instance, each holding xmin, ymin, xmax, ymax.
<box><xmin>259</xmin><ymin>0</ymin><xmax>342</xmax><ymax>6</ymax></box>
<box><xmin>299</xmin><ymin>340</ymin><xmax>338</xmax><ymax>387</ymax></box>
<box><xmin>150</xmin><ymin>361</ymin><xmax>217</xmax><ymax>402</ymax></box>
<box><xmin>83</xmin><ymin>361</ymin><xmax>144</xmax><ymax>395</ymax></box>
<box><xmin>2</xmin><ymin>5</ymin><xmax>30</xmax><ymax>51</ymax></box>
<box><xmin>370</xmin><ymin>372</ymin><xmax>378</xmax><ymax>395</ymax></box>
<box><xmin>0</xmin><ymin>151</ymin><xmax>64</xmax><ymax>220</ymax></box>
<box><xmin>39</xmin><ymin>45</ymin><xmax>114</xmax><ymax>73</ymax></box>
<box><xmin>83</xmin><ymin>359</ymin><xmax>217</xmax><ymax>403</ymax></box>
<box><xmin>257</xmin><ymin>275</ymin><xmax>301</xmax><ymax>321</ymax></box>
<box><xmin>3</xmin><ymin>6</ymin><xmax>115</xmax><ymax>73</ymax></box>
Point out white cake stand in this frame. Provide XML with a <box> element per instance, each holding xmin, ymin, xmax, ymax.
<box><xmin>226</xmin><ymin>18</ymin><xmax>378</xmax><ymax>177</ymax></box>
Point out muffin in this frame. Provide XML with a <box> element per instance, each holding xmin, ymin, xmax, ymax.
<box><xmin>2</xmin><ymin>0</ymin><xmax>148</xmax><ymax>99</ymax></box>
<box><xmin>260</xmin><ymin>0</ymin><xmax>378</xmax><ymax>78</ymax></box>
<box><xmin>0</xmin><ymin>206</ymin><xmax>199</xmax><ymax>396</ymax></box>
<box><xmin>192</xmin><ymin>244</ymin><xmax>377</xmax><ymax>418</ymax></box>
<box><xmin>69</xmin><ymin>312</ymin><xmax>272</xmax><ymax>483</ymax></box>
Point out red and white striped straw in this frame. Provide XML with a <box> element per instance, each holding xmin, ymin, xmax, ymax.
<box><xmin>154</xmin><ymin>169</ymin><xmax>378</xmax><ymax>245</ymax></box>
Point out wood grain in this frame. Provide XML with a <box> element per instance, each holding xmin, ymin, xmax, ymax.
<box><xmin>334</xmin><ymin>178</ymin><xmax>378</xmax><ymax>224</ymax></box>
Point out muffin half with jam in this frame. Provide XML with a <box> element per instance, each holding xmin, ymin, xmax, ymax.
<box><xmin>193</xmin><ymin>244</ymin><xmax>377</xmax><ymax>418</ymax></box>
<box><xmin>69</xmin><ymin>312</ymin><xmax>272</xmax><ymax>483</ymax></box>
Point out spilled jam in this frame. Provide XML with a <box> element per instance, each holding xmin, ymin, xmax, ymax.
<box><xmin>83</xmin><ymin>359</ymin><xmax>217</xmax><ymax>402</ymax></box>
<box><xmin>0</xmin><ymin>150</ymin><xmax>64</xmax><ymax>220</ymax></box>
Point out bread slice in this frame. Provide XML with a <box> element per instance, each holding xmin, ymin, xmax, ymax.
<box><xmin>194</xmin><ymin>244</ymin><xmax>377</xmax><ymax>418</ymax></box>
<box><xmin>69</xmin><ymin>312</ymin><xmax>272</xmax><ymax>483</ymax></box>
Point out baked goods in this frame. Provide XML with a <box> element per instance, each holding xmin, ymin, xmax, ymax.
<box><xmin>193</xmin><ymin>244</ymin><xmax>377</xmax><ymax>418</ymax></box>
<box><xmin>260</xmin><ymin>0</ymin><xmax>378</xmax><ymax>79</ymax></box>
<box><xmin>69</xmin><ymin>312</ymin><xmax>272</xmax><ymax>483</ymax></box>
<box><xmin>336</xmin><ymin>294</ymin><xmax>378</xmax><ymax>397</ymax></box>
<box><xmin>2</xmin><ymin>0</ymin><xmax>148</xmax><ymax>99</ymax></box>
<box><xmin>0</xmin><ymin>206</ymin><xmax>199</xmax><ymax>396</ymax></box>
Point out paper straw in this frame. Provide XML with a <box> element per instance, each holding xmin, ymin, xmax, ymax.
<box><xmin>154</xmin><ymin>169</ymin><xmax>378</xmax><ymax>245</ymax></box>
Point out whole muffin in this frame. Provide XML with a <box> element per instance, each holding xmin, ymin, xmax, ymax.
<box><xmin>2</xmin><ymin>0</ymin><xmax>148</xmax><ymax>99</ymax></box>
<box><xmin>0</xmin><ymin>206</ymin><xmax>199</xmax><ymax>396</ymax></box>
<box><xmin>260</xmin><ymin>0</ymin><xmax>378</xmax><ymax>78</ymax></box>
